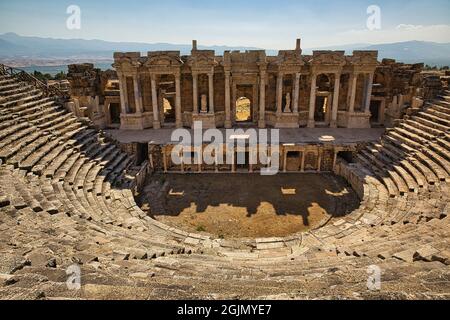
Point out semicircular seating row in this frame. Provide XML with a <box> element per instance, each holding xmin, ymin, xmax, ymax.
<box><xmin>0</xmin><ymin>70</ymin><xmax>448</xmax><ymax>299</ymax></box>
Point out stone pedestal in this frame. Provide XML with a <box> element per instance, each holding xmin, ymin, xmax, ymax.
<box><xmin>274</xmin><ymin>113</ymin><xmax>300</xmax><ymax>128</ymax></box>
<box><xmin>307</xmin><ymin>119</ymin><xmax>315</xmax><ymax>128</ymax></box>
<box><xmin>192</xmin><ymin>113</ymin><xmax>216</xmax><ymax>129</ymax></box>
<box><xmin>346</xmin><ymin>112</ymin><xmax>371</xmax><ymax>128</ymax></box>
<box><xmin>120</xmin><ymin>114</ymin><xmax>145</xmax><ymax>130</ymax></box>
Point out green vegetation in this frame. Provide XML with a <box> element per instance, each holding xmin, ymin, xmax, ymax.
<box><xmin>424</xmin><ymin>65</ymin><xmax>449</xmax><ymax>71</ymax></box>
<box><xmin>196</xmin><ymin>225</ymin><xmax>206</xmax><ymax>232</ymax></box>
<box><xmin>32</xmin><ymin>70</ymin><xmax>67</xmax><ymax>82</ymax></box>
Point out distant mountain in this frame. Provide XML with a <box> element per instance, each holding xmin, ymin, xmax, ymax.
<box><xmin>305</xmin><ymin>41</ymin><xmax>450</xmax><ymax>66</ymax></box>
<box><xmin>364</xmin><ymin>41</ymin><xmax>450</xmax><ymax>66</ymax></box>
<box><xmin>0</xmin><ymin>32</ymin><xmax>260</xmax><ymax>59</ymax></box>
<box><xmin>0</xmin><ymin>33</ymin><xmax>449</xmax><ymax>67</ymax></box>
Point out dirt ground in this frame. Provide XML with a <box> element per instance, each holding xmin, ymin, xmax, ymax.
<box><xmin>137</xmin><ymin>173</ymin><xmax>360</xmax><ymax>239</ymax></box>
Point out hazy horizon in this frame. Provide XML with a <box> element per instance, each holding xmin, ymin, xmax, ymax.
<box><xmin>2</xmin><ymin>31</ymin><xmax>450</xmax><ymax>51</ymax></box>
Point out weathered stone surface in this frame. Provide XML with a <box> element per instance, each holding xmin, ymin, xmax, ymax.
<box><xmin>0</xmin><ymin>64</ymin><xmax>448</xmax><ymax>300</ymax></box>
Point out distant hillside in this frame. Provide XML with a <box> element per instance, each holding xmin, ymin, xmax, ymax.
<box><xmin>364</xmin><ymin>41</ymin><xmax>450</xmax><ymax>66</ymax></box>
<box><xmin>0</xmin><ymin>33</ymin><xmax>449</xmax><ymax>67</ymax></box>
<box><xmin>304</xmin><ymin>41</ymin><xmax>450</xmax><ymax>66</ymax></box>
<box><xmin>0</xmin><ymin>33</ymin><xmax>260</xmax><ymax>58</ymax></box>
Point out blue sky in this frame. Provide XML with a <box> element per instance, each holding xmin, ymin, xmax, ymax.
<box><xmin>1</xmin><ymin>0</ymin><xmax>450</xmax><ymax>48</ymax></box>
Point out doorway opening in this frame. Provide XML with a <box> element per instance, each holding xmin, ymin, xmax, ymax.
<box><xmin>370</xmin><ymin>100</ymin><xmax>381</xmax><ymax>124</ymax></box>
<box><xmin>163</xmin><ymin>97</ymin><xmax>176</xmax><ymax>124</ymax></box>
<box><xmin>315</xmin><ymin>96</ymin><xmax>328</xmax><ymax>123</ymax></box>
<box><xmin>109</xmin><ymin>103</ymin><xmax>121</xmax><ymax>125</ymax></box>
<box><xmin>136</xmin><ymin>143</ymin><xmax>149</xmax><ymax>165</ymax></box>
<box><xmin>338</xmin><ymin>151</ymin><xmax>354</xmax><ymax>164</ymax></box>
<box><xmin>286</xmin><ymin>151</ymin><xmax>301</xmax><ymax>172</ymax></box>
<box><xmin>236</xmin><ymin>97</ymin><xmax>252</xmax><ymax>123</ymax></box>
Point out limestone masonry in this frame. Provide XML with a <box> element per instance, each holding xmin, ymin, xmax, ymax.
<box><xmin>0</xmin><ymin>38</ymin><xmax>449</xmax><ymax>299</ymax></box>
<box><xmin>68</xmin><ymin>40</ymin><xmax>425</xmax><ymax>131</ymax></box>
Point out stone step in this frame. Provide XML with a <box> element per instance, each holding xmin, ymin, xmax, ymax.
<box><xmin>417</xmin><ymin>111</ymin><xmax>450</xmax><ymax>128</ymax></box>
<box><xmin>404</xmin><ymin>119</ymin><xmax>445</xmax><ymax>137</ymax></box>
<box><xmin>412</xmin><ymin>115</ymin><xmax>449</xmax><ymax>133</ymax></box>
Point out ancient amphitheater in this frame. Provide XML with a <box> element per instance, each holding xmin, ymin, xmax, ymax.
<box><xmin>0</xmin><ymin>44</ymin><xmax>449</xmax><ymax>300</ymax></box>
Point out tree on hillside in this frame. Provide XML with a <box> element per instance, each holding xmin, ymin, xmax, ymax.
<box><xmin>54</xmin><ymin>71</ymin><xmax>67</xmax><ymax>80</ymax></box>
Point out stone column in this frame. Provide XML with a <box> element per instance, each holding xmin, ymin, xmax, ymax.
<box><xmin>119</xmin><ymin>74</ymin><xmax>129</xmax><ymax>114</ymax></box>
<box><xmin>332</xmin><ymin>150</ymin><xmax>338</xmax><ymax>171</ymax></box>
<box><xmin>180</xmin><ymin>149</ymin><xmax>184</xmax><ymax>173</ymax></box>
<box><xmin>197</xmin><ymin>146</ymin><xmax>202</xmax><ymax>173</ymax></box>
<box><xmin>224</xmin><ymin>71</ymin><xmax>232</xmax><ymax>128</ymax></box>
<box><xmin>192</xmin><ymin>72</ymin><xmax>198</xmax><ymax>114</ymax></box>
<box><xmin>163</xmin><ymin>148</ymin><xmax>168</xmax><ymax>173</ymax></box>
<box><xmin>208</xmin><ymin>72</ymin><xmax>214</xmax><ymax>114</ymax></box>
<box><xmin>348</xmin><ymin>73</ymin><xmax>358</xmax><ymax>113</ymax></box>
<box><xmin>364</xmin><ymin>72</ymin><xmax>374</xmax><ymax>113</ymax></box>
<box><xmin>149</xmin><ymin>152</ymin><xmax>154</xmax><ymax>169</ymax></box>
<box><xmin>133</xmin><ymin>74</ymin><xmax>143</xmax><ymax>114</ymax></box>
<box><xmin>293</xmin><ymin>73</ymin><xmax>300</xmax><ymax>113</ymax></box>
<box><xmin>330</xmin><ymin>73</ymin><xmax>341</xmax><ymax>128</ymax></box>
<box><xmin>258</xmin><ymin>70</ymin><xmax>266</xmax><ymax>128</ymax></box>
<box><xmin>283</xmin><ymin>148</ymin><xmax>288</xmax><ymax>173</ymax></box>
<box><xmin>231</xmin><ymin>150</ymin><xmax>236</xmax><ymax>173</ymax></box>
<box><xmin>317</xmin><ymin>150</ymin><xmax>322</xmax><ymax>172</ymax></box>
<box><xmin>276</xmin><ymin>72</ymin><xmax>283</xmax><ymax>116</ymax></box>
<box><xmin>175</xmin><ymin>73</ymin><xmax>182</xmax><ymax>128</ymax></box>
<box><xmin>300</xmin><ymin>151</ymin><xmax>306</xmax><ymax>172</ymax></box>
<box><xmin>150</xmin><ymin>74</ymin><xmax>160</xmax><ymax>129</ymax></box>
<box><xmin>214</xmin><ymin>148</ymin><xmax>219</xmax><ymax>173</ymax></box>
<box><xmin>307</xmin><ymin>73</ymin><xmax>317</xmax><ymax>128</ymax></box>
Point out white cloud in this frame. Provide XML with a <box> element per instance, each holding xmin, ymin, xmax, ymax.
<box><xmin>395</xmin><ymin>24</ymin><xmax>424</xmax><ymax>31</ymax></box>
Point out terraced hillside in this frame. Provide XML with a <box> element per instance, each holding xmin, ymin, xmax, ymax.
<box><xmin>0</xmin><ymin>67</ymin><xmax>449</xmax><ymax>300</ymax></box>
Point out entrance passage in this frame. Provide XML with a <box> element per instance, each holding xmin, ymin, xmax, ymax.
<box><xmin>163</xmin><ymin>97</ymin><xmax>176</xmax><ymax>123</ymax></box>
<box><xmin>370</xmin><ymin>100</ymin><xmax>381</xmax><ymax>123</ymax></box>
<box><xmin>109</xmin><ymin>103</ymin><xmax>121</xmax><ymax>124</ymax></box>
<box><xmin>315</xmin><ymin>96</ymin><xmax>328</xmax><ymax>123</ymax></box>
<box><xmin>236</xmin><ymin>97</ymin><xmax>252</xmax><ymax>122</ymax></box>
<box><xmin>138</xmin><ymin>173</ymin><xmax>360</xmax><ymax>238</ymax></box>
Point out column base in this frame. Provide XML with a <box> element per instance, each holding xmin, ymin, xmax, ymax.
<box><xmin>307</xmin><ymin>119</ymin><xmax>315</xmax><ymax>128</ymax></box>
<box><xmin>330</xmin><ymin>120</ymin><xmax>337</xmax><ymax>128</ymax></box>
<box><xmin>153</xmin><ymin>121</ymin><xmax>161</xmax><ymax>129</ymax></box>
<box><xmin>176</xmin><ymin>121</ymin><xmax>183</xmax><ymax>129</ymax></box>
<box><xmin>258</xmin><ymin>119</ymin><xmax>266</xmax><ymax>129</ymax></box>
<box><xmin>224</xmin><ymin>119</ymin><xmax>232</xmax><ymax>129</ymax></box>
